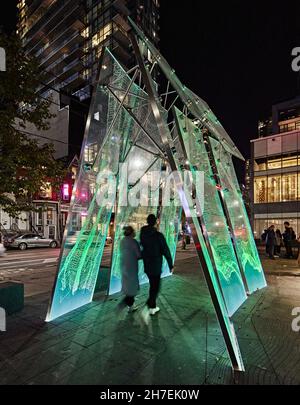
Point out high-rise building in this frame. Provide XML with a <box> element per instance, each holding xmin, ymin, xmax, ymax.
<box><xmin>6</xmin><ymin>0</ymin><xmax>160</xmax><ymax>239</ymax></box>
<box><xmin>17</xmin><ymin>0</ymin><xmax>160</xmax><ymax>102</ymax></box>
<box><xmin>250</xmin><ymin>96</ymin><xmax>300</xmax><ymax>239</ymax></box>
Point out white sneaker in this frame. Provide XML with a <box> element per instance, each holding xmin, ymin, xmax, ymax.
<box><xmin>128</xmin><ymin>304</ymin><xmax>139</xmax><ymax>313</ymax></box>
<box><xmin>149</xmin><ymin>307</ymin><xmax>160</xmax><ymax>316</ymax></box>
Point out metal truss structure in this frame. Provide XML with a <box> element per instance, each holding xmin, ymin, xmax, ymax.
<box><xmin>47</xmin><ymin>16</ymin><xmax>266</xmax><ymax>372</ymax></box>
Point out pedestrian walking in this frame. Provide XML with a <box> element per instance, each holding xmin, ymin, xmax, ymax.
<box><xmin>266</xmin><ymin>225</ymin><xmax>276</xmax><ymax>259</ymax></box>
<box><xmin>140</xmin><ymin>214</ymin><xmax>173</xmax><ymax>322</ymax></box>
<box><xmin>275</xmin><ymin>229</ymin><xmax>283</xmax><ymax>257</ymax></box>
<box><xmin>283</xmin><ymin>222</ymin><xmax>296</xmax><ymax>259</ymax></box>
<box><xmin>120</xmin><ymin>226</ymin><xmax>142</xmax><ymax>313</ymax></box>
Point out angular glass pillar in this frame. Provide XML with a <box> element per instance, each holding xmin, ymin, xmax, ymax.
<box><xmin>166</xmin><ymin>110</ymin><xmax>244</xmax><ymax>370</ymax></box>
<box><xmin>211</xmin><ymin>140</ymin><xmax>267</xmax><ymax>293</ymax></box>
<box><xmin>174</xmin><ymin>107</ymin><xmax>247</xmax><ymax>316</ymax></box>
<box><xmin>47</xmin><ymin>50</ymin><xmax>147</xmax><ymax>321</ymax></box>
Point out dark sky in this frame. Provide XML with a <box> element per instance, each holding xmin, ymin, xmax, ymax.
<box><xmin>160</xmin><ymin>1</ymin><xmax>300</xmax><ymax>168</ymax></box>
<box><xmin>2</xmin><ymin>1</ymin><xmax>300</xmax><ymax>179</ymax></box>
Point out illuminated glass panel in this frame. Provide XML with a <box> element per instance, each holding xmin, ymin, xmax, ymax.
<box><xmin>211</xmin><ymin>139</ymin><xmax>267</xmax><ymax>293</ymax></box>
<box><xmin>170</xmin><ymin>108</ymin><xmax>244</xmax><ymax>369</ymax></box>
<box><xmin>47</xmin><ymin>49</ymin><xmax>143</xmax><ymax>321</ymax></box>
<box><xmin>159</xmin><ymin>170</ymin><xmax>182</xmax><ymax>277</ymax></box>
<box><xmin>174</xmin><ymin>108</ymin><xmax>247</xmax><ymax>316</ymax></box>
<box><xmin>109</xmin><ymin>157</ymin><xmax>162</xmax><ymax>295</ymax></box>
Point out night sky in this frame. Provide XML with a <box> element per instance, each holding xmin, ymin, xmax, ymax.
<box><xmin>1</xmin><ymin>1</ymin><xmax>300</xmax><ymax>180</ymax></box>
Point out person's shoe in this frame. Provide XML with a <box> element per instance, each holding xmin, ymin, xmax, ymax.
<box><xmin>149</xmin><ymin>307</ymin><xmax>160</xmax><ymax>316</ymax></box>
<box><xmin>128</xmin><ymin>304</ymin><xmax>139</xmax><ymax>313</ymax></box>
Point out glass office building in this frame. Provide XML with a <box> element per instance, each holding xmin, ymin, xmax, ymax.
<box><xmin>251</xmin><ymin>97</ymin><xmax>300</xmax><ymax>238</ymax></box>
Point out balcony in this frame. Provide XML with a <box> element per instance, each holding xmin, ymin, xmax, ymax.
<box><xmin>56</xmin><ymin>58</ymin><xmax>84</xmax><ymax>82</ymax></box>
<box><xmin>24</xmin><ymin>0</ymin><xmax>85</xmax><ymax>49</ymax></box>
<box><xmin>39</xmin><ymin>32</ymin><xmax>84</xmax><ymax>68</ymax></box>
<box><xmin>45</xmin><ymin>46</ymin><xmax>83</xmax><ymax>75</ymax></box>
<box><xmin>62</xmin><ymin>72</ymin><xmax>85</xmax><ymax>92</ymax></box>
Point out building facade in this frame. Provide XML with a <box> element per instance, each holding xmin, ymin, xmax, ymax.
<box><xmin>250</xmin><ymin>97</ymin><xmax>300</xmax><ymax>239</ymax></box>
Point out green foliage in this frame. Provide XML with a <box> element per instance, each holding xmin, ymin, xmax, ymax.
<box><xmin>0</xmin><ymin>34</ymin><xmax>66</xmax><ymax>217</ymax></box>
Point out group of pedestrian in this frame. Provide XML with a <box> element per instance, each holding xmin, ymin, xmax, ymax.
<box><xmin>120</xmin><ymin>214</ymin><xmax>173</xmax><ymax>323</ymax></box>
<box><xmin>262</xmin><ymin>221</ymin><xmax>296</xmax><ymax>260</ymax></box>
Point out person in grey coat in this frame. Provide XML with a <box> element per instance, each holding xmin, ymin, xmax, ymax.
<box><xmin>120</xmin><ymin>226</ymin><xmax>142</xmax><ymax>312</ymax></box>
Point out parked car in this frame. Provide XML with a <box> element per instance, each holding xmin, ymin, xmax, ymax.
<box><xmin>3</xmin><ymin>232</ymin><xmax>19</xmax><ymax>247</ymax></box>
<box><xmin>7</xmin><ymin>234</ymin><xmax>59</xmax><ymax>250</ymax></box>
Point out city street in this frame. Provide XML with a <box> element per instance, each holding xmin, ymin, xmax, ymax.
<box><xmin>0</xmin><ymin>247</ymin><xmax>113</xmax><ymax>297</ymax></box>
<box><xmin>1</xmin><ymin>246</ymin><xmax>300</xmax><ymax>385</ymax></box>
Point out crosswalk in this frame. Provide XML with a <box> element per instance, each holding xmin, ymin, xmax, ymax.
<box><xmin>0</xmin><ymin>247</ymin><xmax>113</xmax><ymax>272</ymax></box>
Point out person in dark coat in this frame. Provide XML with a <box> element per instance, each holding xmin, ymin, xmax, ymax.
<box><xmin>266</xmin><ymin>225</ymin><xmax>276</xmax><ymax>259</ymax></box>
<box><xmin>283</xmin><ymin>221</ymin><xmax>296</xmax><ymax>259</ymax></box>
<box><xmin>140</xmin><ymin>214</ymin><xmax>173</xmax><ymax>318</ymax></box>
<box><xmin>275</xmin><ymin>229</ymin><xmax>283</xmax><ymax>256</ymax></box>
<box><xmin>120</xmin><ymin>226</ymin><xmax>142</xmax><ymax>312</ymax></box>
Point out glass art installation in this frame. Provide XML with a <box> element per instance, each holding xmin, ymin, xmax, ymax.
<box><xmin>47</xmin><ymin>16</ymin><xmax>266</xmax><ymax>372</ymax></box>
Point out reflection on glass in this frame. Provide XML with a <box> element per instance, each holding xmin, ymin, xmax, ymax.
<box><xmin>47</xmin><ymin>50</ymin><xmax>142</xmax><ymax>321</ymax></box>
<box><xmin>212</xmin><ymin>140</ymin><xmax>267</xmax><ymax>293</ymax></box>
<box><xmin>174</xmin><ymin>107</ymin><xmax>247</xmax><ymax>316</ymax></box>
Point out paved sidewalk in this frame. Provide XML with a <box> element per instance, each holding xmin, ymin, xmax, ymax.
<box><xmin>1</xmin><ymin>250</ymin><xmax>300</xmax><ymax>385</ymax></box>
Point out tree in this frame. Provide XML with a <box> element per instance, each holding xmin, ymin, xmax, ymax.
<box><xmin>0</xmin><ymin>34</ymin><xmax>66</xmax><ymax>219</ymax></box>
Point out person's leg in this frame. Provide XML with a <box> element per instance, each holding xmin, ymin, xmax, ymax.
<box><xmin>147</xmin><ymin>275</ymin><xmax>161</xmax><ymax>309</ymax></box>
<box><xmin>285</xmin><ymin>242</ymin><xmax>292</xmax><ymax>257</ymax></box>
<box><xmin>147</xmin><ymin>275</ymin><xmax>156</xmax><ymax>309</ymax></box>
<box><xmin>125</xmin><ymin>296</ymin><xmax>134</xmax><ymax>307</ymax></box>
<box><xmin>287</xmin><ymin>243</ymin><xmax>293</xmax><ymax>258</ymax></box>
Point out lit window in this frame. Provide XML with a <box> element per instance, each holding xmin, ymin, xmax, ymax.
<box><xmin>92</xmin><ymin>23</ymin><xmax>112</xmax><ymax>48</ymax></box>
<box><xmin>282</xmin><ymin>173</ymin><xmax>297</xmax><ymax>201</ymax></box>
<box><xmin>267</xmin><ymin>158</ymin><xmax>281</xmax><ymax>170</ymax></box>
<box><xmin>267</xmin><ymin>175</ymin><xmax>281</xmax><ymax>203</ymax></box>
<box><xmin>254</xmin><ymin>176</ymin><xmax>267</xmax><ymax>203</ymax></box>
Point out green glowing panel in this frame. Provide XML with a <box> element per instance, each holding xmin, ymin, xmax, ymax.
<box><xmin>191</xmin><ymin>211</ymin><xmax>244</xmax><ymax>371</ymax></box>
<box><xmin>168</xmin><ymin>111</ymin><xmax>244</xmax><ymax>370</ymax></box>
<box><xmin>109</xmin><ymin>157</ymin><xmax>162</xmax><ymax>295</ymax></box>
<box><xmin>47</xmin><ymin>49</ymin><xmax>143</xmax><ymax>321</ymax></box>
<box><xmin>108</xmin><ymin>78</ymin><xmax>177</xmax><ymax>294</ymax></box>
<box><xmin>174</xmin><ymin>108</ymin><xmax>247</xmax><ymax>316</ymax></box>
<box><xmin>211</xmin><ymin>140</ymin><xmax>267</xmax><ymax>293</ymax></box>
<box><xmin>159</xmin><ymin>170</ymin><xmax>181</xmax><ymax>276</ymax></box>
